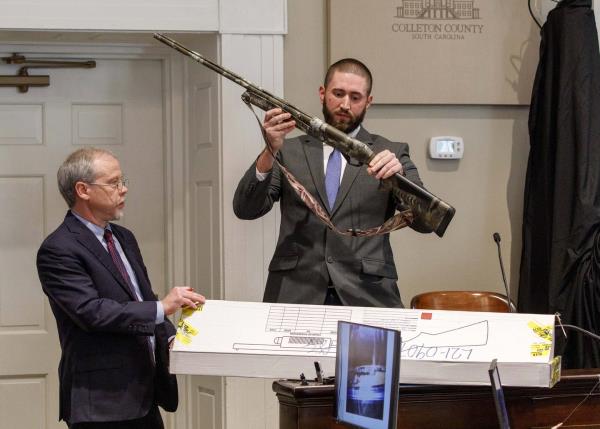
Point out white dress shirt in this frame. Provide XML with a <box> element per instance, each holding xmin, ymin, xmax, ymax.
<box><xmin>255</xmin><ymin>126</ymin><xmax>361</xmax><ymax>182</ymax></box>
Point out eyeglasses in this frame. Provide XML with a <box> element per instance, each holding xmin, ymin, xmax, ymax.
<box><xmin>87</xmin><ymin>177</ymin><xmax>129</xmax><ymax>191</ymax></box>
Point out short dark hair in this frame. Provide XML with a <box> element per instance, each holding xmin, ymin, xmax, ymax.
<box><xmin>324</xmin><ymin>58</ymin><xmax>373</xmax><ymax>95</ymax></box>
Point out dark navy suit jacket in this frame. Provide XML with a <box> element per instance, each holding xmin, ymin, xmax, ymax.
<box><xmin>37</xmin><ymin>211</ymin><xmax>177</xmax><ymax>424</ymax></box>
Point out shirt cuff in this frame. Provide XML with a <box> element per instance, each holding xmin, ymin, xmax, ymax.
<box><xmin>255</xmin><ymin>168</ymin><xmax>270</xmax><ymax>182</ymax></box>
<box><xmin>156</xmin><ymin>301</ymin><xmax>165</xmax><ymax>324</ymax></box>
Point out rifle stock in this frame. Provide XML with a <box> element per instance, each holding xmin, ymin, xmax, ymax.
<box><xmin>154</xmin><ymin>33</ymin><xmax>455</xmax><ymax>237</ymax></box>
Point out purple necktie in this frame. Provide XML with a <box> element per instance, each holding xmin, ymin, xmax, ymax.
<box><xmin>325</xmin><ymin>149</ymin><xmax>342</xmax><ymax>210</ymax></box>
<box><xmin>104</xmin><ymin>229</ymin><xmax>138</xmax><ymax>300</ymax></box>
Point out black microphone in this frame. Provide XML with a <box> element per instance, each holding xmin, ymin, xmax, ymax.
<box><xmin>493</xmin><ymin>232</ymin><xmax>513</xmax><ymax>312</ymax></box>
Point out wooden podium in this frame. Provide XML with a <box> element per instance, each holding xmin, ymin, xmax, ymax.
<box><xmin>273</xmin><ymin>370</ymin><xmax>600</xmax><ymax>429</ymax></box>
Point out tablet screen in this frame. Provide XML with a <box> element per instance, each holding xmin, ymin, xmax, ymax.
<box><xmin>335</xmin><ymin>321</ymin><xmax>401</xmax><ymax>429</ymax></box>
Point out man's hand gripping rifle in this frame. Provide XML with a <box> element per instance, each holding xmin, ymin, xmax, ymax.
<box><xmin>154</xmin><ymin>33</ymin><xmax>455</xmax><ymax>237</ymax></box>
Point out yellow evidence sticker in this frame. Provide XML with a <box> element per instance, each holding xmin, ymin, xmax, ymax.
<box><xmin>530</xmin><ymin>342</ymin><xmax>552</xmax><ymax>357</ymax></box>
<box><xmin>175</xmin><ymin>319</ymin><xmax>199</xmax><ymax>345</ymax></box>
<box><xmin>182</xmin><ymin>304</ymin><xmax>203</xmax><ymax>319</ymax></box>
<box><xmin>528</xmin><ymin>321</ymin><xmax>553</xmax><ymax>342</ymax></box>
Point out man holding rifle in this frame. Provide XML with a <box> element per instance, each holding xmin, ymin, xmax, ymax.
<box><xmin>233</xmin><ymin>58</ymin><xmax>431</xmax><ymax>307</ymax></box>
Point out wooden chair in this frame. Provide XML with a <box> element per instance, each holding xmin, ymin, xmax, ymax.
<box><xmin>410</xmin><ymin>291</ymin><xmax>515</xmax><ymax>313</ymax></box>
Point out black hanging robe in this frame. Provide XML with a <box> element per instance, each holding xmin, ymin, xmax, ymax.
<box><xmin>518</xmin><ymin>0</ymin><xmax>600</xmax><ymax>368</ymax></box>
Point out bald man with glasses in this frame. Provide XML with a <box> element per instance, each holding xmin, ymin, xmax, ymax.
<box><xmin>37</xmin><ymin>148</ymin><xmax>205</xmax><ymax>428</ymax></box>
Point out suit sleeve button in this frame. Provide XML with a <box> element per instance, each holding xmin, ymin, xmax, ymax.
<box><xmin>327</xmin><ymin>256</ymin><xmax>334</xmax><ymax>263</ymax></box>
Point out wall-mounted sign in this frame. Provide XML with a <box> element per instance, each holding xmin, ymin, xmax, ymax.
<box><xmin>329</xmin><ymin>0</ymin><xmax>540</xmax><ymax>104</ymax></box>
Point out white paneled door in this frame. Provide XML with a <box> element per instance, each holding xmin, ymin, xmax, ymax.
<box><xmin>0</xmin><ymin>49</ymin><xmax>166</xmax><ymax>429</ymax></box>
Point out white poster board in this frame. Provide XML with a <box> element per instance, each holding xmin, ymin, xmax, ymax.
<box><xmin>170</xmin><ymin>300</ymin><xmax>560</xmax><ymax>387</ymax></box>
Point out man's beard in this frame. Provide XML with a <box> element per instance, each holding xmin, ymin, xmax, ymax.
<box><xmin>111</xmin><ymin>199</ymin><xmax>125</xmax><ymax>221</ymax></box>
<box><xmin>322</xmin><ymin>104</ymin><xmax>366</xmax><ymax>133</ymax></box>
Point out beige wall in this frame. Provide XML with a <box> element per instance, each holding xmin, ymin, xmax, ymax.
<box><xmin>284</xmin><ymin>0</ymin><xmax>531</xmax><ymax>305</ymax></box>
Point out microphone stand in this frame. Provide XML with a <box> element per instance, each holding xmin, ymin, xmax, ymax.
<box><xmin>493</xmin><ymin>233</ymin><xmax>513</xmax><ymax>313</ymax></box>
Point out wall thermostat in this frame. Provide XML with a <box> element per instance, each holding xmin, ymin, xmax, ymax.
<box><xmin>429</xmin><ymin>136</ymin><xmax>464</xmax><ymax>159</ymax></box>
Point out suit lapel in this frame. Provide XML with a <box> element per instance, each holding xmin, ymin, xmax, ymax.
<box><xmin>65</xmin><ymin>213</ymin><xmax>137</xmax><ymax>300</ymax></box>
<box><xmin>331</xmin><ymin>127</ymin><xmax>373</xmax><ymax>215</ymax></box>
<box><xmin>301</xmin><ymin>135</ymin><xmax>330</xmax><ymax>212</ymax></box>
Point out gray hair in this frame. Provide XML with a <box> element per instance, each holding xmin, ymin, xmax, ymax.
<box><xmin>57</xmin><ymin>147</ymin><xmax>115</xmax><ymax>207</ymax></box>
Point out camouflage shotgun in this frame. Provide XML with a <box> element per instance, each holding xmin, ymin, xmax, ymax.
<box><xmin>154</xmin><ymin>33</ymin><xmax>455</xmax><ymax>237</ymax></box>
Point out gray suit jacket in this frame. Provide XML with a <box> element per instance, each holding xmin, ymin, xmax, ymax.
<box><xmin>233</xmin><ymin>127</ymin><xmax>426</xmax><ymax>307</ymax></box>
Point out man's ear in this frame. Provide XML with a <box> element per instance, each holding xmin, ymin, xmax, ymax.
<box><xmin>366</xmin><ymin>94</ymin><xmax>373</xmax><ymax>109</ymax></box>
<box><xmin>319</xmin><ymin>85</ymin><xmax>326</xmax><ymax>104</ymax></box>
<box><xmin>74</xmin><ymin>182</ymin><xmax>90</xmax><ymax>201</ymax></box>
